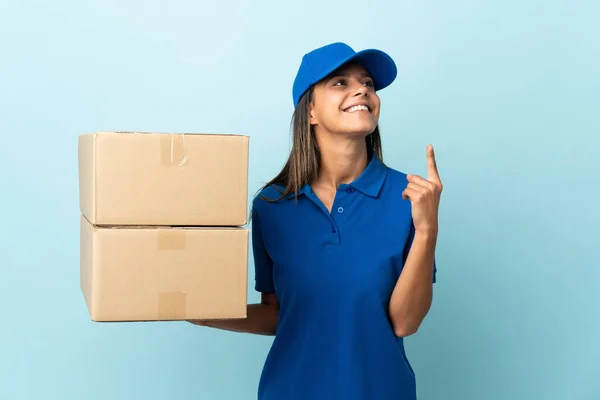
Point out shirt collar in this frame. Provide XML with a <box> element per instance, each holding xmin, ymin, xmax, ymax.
<box><xmin>286</xmin><ymin>155</ymin><xmax>387</xmax><ymax>199</ymax></box>
<box><xmin>349</xmin><ymin>155</ymin><xmax>388</xmax><ymax>197</ymax></box>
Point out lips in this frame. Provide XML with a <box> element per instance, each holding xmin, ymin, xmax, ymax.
<box><xmin>343</xmin><ymin>104</ymin><xmax>371</xmax><ymax>113</ymax></box>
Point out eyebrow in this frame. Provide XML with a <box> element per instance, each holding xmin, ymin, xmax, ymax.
<box><xmin>327</xmin><ymin>71</ymin><xmax>373</xmax><ymax>81</ymax></box>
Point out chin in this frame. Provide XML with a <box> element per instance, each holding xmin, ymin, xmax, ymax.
<box><xmin>339</xmin><ymin>123</ymin><xmax>377</xmax><ymax>137</ymax></box>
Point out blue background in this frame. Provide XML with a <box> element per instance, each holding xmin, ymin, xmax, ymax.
<box><xmin>1</xmin><ymin>1</ymin><xmax>598</xmax><ymax>399</ymax></box>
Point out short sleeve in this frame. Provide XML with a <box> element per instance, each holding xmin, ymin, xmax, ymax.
<box><xmin>251</xmin><ymin>206</ymin><xmax>275</xmax><ymax>293</ymax></box>
<box><xmin>403</xmin><ymin>221</ymin><xmax>437</xmax><ymax>283</ymax></box>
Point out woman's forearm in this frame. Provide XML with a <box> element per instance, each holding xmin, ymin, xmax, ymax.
<box><xmin>187</xmin><ymin>303</ymin><xmax>278</xmax><ymax>336</ymax></box>
<box><xmin>388</xmin><ymin>230</ymin><xmax>436</xmax><ymax>337</ymax></box>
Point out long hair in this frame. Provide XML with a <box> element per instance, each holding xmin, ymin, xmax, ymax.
<box><xmin>256</xmin><ymin>85</ymin><xmax>384</xmax><ymax>204</ymax></box>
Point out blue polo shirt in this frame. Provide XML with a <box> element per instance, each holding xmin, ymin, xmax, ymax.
<box><xmin>251</xmin><ymin>154</ymin><xmax>437</xmax><ymax>400</ymax></box>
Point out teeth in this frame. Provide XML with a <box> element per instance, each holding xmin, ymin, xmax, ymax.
<box><xmin>346</xmin><ymin>105</ymin><xmax>369</xmax><ymax>113</ymax></box>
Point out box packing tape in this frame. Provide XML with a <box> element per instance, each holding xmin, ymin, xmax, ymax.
<box><xmin>158</xmin><ymin>291</ymin><xmax>187</xmax><ymax>320</ymax></box>
<box><xmin>157</xmin><ymin>229</ymin><xmax>187</xmax><ymax>319</ymax></box>
<box><xmin>157</xmin><ymin>229</ymin><xmax>186</xmax><ymax>250</ymax></box>
<box><xmin>160</xmin><ymin>133</ymin><xmax>189</xmax><ymax>167</ymax></box>
<box><xmin>113</xmin><ymin>131</ymin><xmax>189</xmax><ymax>167</ymax></box>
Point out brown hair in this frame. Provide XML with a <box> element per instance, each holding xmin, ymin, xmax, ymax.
<box><xmin>255</xmin><ymin>84</ymin><xmax>384</xmax><ymax>204</ymax></box>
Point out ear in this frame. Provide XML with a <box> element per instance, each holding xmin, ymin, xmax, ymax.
<box><xmin>309</xmin><ymin>100</ymin><xmax>318</xmax><ymax>126</ymax></box>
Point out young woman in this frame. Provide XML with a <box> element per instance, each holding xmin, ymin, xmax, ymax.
<box><xmin>190</xmin><ymin>42</ymin><xmax>442</xmax><ymax>400</ymax></box>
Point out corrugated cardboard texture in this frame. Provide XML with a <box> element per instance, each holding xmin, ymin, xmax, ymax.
<box><xmin>78</xmin><ymin>131</ymin><xmax>249</xmax><ymax>226</ymax></box>
<box><xmin>80</xmin><ymin>215</ymin><xmax>249</xmax><ymax>322</ymax></box>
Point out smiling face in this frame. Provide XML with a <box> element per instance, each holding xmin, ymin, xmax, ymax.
<box><xmin>309</xmin><ymin>62</ymin><xmax>381</xmax><ymax>138</ymax></box>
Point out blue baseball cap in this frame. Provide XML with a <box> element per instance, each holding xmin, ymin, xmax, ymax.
<box><xmin>292</xmin><ymin>42</ymin><xmax>397</xmax><ymax>107</ymax></box>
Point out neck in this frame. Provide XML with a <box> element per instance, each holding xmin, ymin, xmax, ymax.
<box><xmin>312</xmin><ymin>131</ymin><xmax>369</xmax><ymax>190</ymax></box>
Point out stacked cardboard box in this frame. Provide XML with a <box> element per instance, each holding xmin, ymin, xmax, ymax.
<box><xmin>78</xmin><ymin>131</ymin><xmax>249</xmax><ymax>322</ymax></box>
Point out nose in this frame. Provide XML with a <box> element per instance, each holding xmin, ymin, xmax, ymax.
<box><xmin>353</xmin><ymin>82</ymin><xmax>368</xmax><ymax>97</ymax></box>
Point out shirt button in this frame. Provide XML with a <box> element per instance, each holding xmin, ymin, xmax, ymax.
<box><xmin>337</xmin><ymin>207</ymin><xmax>344</xmax><ymax>214</ymax></box>
<box><xmin>331</xmin><ymin>227</ymin><xmax>337</xmax><ymax>233</ymax></box>
<box><xmin>346</xmin><ymin>188</ymin><xmax>353</xmax><ymax>193</ymax></box>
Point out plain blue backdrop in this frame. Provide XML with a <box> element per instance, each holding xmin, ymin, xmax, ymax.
<box><xmin>1</xmin><ymin>1</ymin><xmax>598</xmax><ymax>399</ymax></box>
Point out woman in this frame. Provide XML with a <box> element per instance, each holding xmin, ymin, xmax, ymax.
<box><xmin>190</xmin><ymin>42</ymin><xmax>442</xmax><ymax>400</ymax></box>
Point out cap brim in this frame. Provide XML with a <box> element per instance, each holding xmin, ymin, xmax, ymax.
<box><xmin>350</xmin><ymin>49</ymin><xmax>397</xmax><ymax>91</ymax></box>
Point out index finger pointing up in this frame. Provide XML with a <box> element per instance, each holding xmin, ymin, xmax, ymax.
<box><xmin>427</xmin><ymin>144</ymin><xmax>441</xmax><ymax>183</ymax></box>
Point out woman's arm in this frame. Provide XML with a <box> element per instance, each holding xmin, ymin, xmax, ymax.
<box><xmin>187</xmin><ymin>292</ymin><xmax>279</xmax><ymax>336</ymax></box>
<box><xmin>390</xmin><ymin>144</ymin><xmax>442</xmax><ymax>337</ymax></box>
<box><xmin>388</xmin><ymin>230</ymin><xmax>436</xmax><ymax>337</ymax></box>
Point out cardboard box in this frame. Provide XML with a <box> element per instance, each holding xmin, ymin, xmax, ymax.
<box><xmin>80</xmin><ymin>215</ymin><xmax>248</xmax><ymax>322</ymax></box>
<box><xmin>78</xmin><ymin>131</ymin><xmax>249</xmax><ymax>226</ymax></box>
